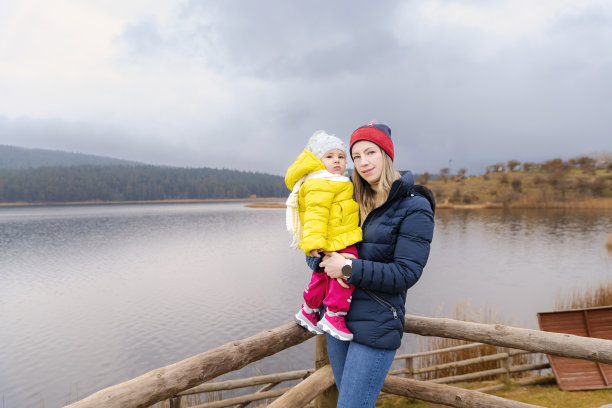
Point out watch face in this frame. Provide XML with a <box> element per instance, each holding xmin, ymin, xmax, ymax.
<box><xmin>342</xmin><ymin>264</ymin><xmax>352</xmax><ymax>277</ymax></box>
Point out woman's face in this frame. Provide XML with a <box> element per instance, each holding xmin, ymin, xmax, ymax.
<box><xmin>351</xmin><ymin>140</ymin><xmax>384</xmax><ymax>185</ymax></box>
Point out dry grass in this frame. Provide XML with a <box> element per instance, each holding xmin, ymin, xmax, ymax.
<box><xmin>555</xmin><ymin>280</ymin><xmax>612</xmax><ymax>311</ymax></box>
<box><xmin>427</xmin><ymin>168</ymin><xmax>612</xmax><ymax>209</ymax></box>
<box><xmin>244</xmin><ymin>202</ymin><xmax>285</xmax><ymax>208</ymax></box>
<box><xmin>415</xmin><ymin>301</ymin><xmax>543</xmax><ymax>382</ymax></box>
<box><xmin>377</xmin><ymin>384</ymin><xmax>612</xmax><ymax>408</ymax></box>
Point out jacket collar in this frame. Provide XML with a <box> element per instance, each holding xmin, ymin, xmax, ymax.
<box><xmin>386</xmin><ymin>170</ymin><xmax>415</xmax><ymax>203</ymax></box>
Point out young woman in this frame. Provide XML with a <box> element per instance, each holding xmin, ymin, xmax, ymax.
<box><xmin>319</xmin><ymin>122</ymin><xmax>435</xmax><ymax>407</ymax></box>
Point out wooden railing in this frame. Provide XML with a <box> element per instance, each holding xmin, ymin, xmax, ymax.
<box><xmin>391</xmin><ymin>342</ymin><xmax>550</xmax><ymax>385</ymax></box>
<box><xmin>64</xmin><ymin>314</ymin><xmax>612</xmax><ymax>408</ymax></box>
<box><xmin>165</xmin><ymin>342</ymin><xmax>550</xmax><ymax>407</ymax></box>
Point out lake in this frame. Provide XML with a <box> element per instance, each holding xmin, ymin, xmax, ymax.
<box><xmin>1</xmin><ymin>203</ymin><xmax>611</xmax><ymax>407</ymax></box>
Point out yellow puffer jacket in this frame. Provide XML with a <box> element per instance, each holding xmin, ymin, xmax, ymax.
<box><xmin>285</xmin><ymin>150</ymin><xmax>362</xmax><ymax>255</ymax></box>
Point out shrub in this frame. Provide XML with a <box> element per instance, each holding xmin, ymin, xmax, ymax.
<box><xmin>591</xmin><ymin>177</ymin><xmax>607</xmax><ymax>196</ymax></box>
<box><xmin>449</xmin><ymin>188</ymin><xmax>462</xmax><ymax>203</ymax></box>
<box><xmin>510</xmin><ymin>178</ymin><xmax>522</xmax><ymax>192</ymax></box>
<box><xmin>499</xmin><ymin>174</ymin><xmax>509</xmax><ymax>184</ymax></box>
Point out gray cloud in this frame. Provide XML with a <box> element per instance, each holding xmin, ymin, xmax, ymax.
<box><xmin>1</xmin><ymin>1</ymin><xmax>611</xmax><ymax>176</ymax></box>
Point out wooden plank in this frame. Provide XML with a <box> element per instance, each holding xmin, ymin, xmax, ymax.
<box><xmin>414</xmin><ymin>352</ymin><xmax>509</xmax><ymax>374</ymax></box>
<box><xmin>429</xmin><ymin>368</ymin><xmax>506</xmax><ymax>384</ymax></box>
<box><xmin>585</xmin><ymin>310</ymin><xmax>611</xmax><ymax>386</ymax></box>
<box><xmin>235</xmin><ymin>382</ymin><xmax>280</xmax><ymax>408</ymax></box>
<box><xmin>395</xmin><ymin>342</ymin><xmax>485</xmax><ymax>360</ymax></box>
<box><xmin>381</xmin><ymin>376</ymin><xmax>545</xmax><ymax>408</ymax></box>
<box><xmin>537</xmin><ymin>307</ymin><xmax>612</xmax><ymax>391</ymax></box>
<box><xmin>177</xmin><ymin>369</ymin><xmax>312</xmax><ymax>395</ymax></box>
<box><xmin>403</xmin><ymin>314</ymin><xmax>612</xmax><ymax>364</ymax></box>
<box><xmin>189</xmin><ymin>387</ymin><xmax>292</xmax><ymax>408</ymax></box>
<box><xmin>314</xmin><ymin>336</ymin><xmax>337</xmax><ymax>408</ymax></box>
<box><xmin>266</xmin><ymin>365</ymin><xmax>335</xmax><ymax>408</ymax></box>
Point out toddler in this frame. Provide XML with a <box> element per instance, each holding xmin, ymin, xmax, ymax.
<box><xmin>285</xmin><ymin>130</ymin><xmax>362</xmax><ymax>341</ymax></box>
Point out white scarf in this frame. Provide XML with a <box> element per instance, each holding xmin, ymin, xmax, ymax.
<box><xmin>286</xmin><ymin>170</ymin><xmax>350</xmax><ymax>249</ymax></box>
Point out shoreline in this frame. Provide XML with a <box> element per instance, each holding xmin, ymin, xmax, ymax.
<box><xmin>437</xmin><ymin>197</ymin><xmax>612</xmax><ymax>210</ymax></box>
<box><xmin>0</xmin><ymin>197</ymin><xmax>286</xmax><ymax>208</ymax></box>
<box><xmin>1</xmin><ymin>197</ymin><xmax>611</xmax><ymax>210</ymax></box>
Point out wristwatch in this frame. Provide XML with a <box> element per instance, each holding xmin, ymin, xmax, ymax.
<box><xmin>342</xmin><ymin>259</ymin><xmax>353</xmax><ymax>278</ymax></box>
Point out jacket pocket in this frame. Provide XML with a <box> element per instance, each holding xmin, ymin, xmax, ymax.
<box><xmin>363</xmin><ymin>288</ymin><xmax>398</xmax><ymax>319</ymax></box>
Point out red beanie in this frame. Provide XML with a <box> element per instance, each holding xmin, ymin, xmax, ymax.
<box><xmin>349</xmin><ymin>123</ymin><xmax>394</xmax><ymax>161</ymax></box>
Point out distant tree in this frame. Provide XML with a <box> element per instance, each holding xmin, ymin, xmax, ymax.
<box><xmin>522</xmin><ymin>162</ymin><xmax>537</xmax><ymax>172</ymax></box>
<box><xmin>574</xmin><ymin>156</ymin><xmax>596</xmax><ymax>175</ymax></box>
<box><xmin>490</xmin><ymin>163</ymin><xmax>505</xmax><ymax>172</ymax></box>
<box><xmin>507</xmin><ymin>160</ymin><xmax>521</xmax><ymax>171</ymax></box>
<box><xmin>545</xmin><ymin>159</ymin><xmax>571</xmax><ymax>200</ymax></box>
<box><xmin>542</xmin><ymin>158</ymin><xmax>570</xmax><ymax>173</ymax></box>
<box><xmin>440</xmin><ymin>168</ymin><xmax>450</xmax><ymax>183</ymax></box>
<box><xmin>576</xmin><ymin>156</ymin><xmax>593</xmax><ymax>167</ymax></box>
<box><xmin>0</xmin><ymin>165</ymin><xmax>287</xmax><ymax>203</ymax></box>
<box><xmin>416</xmin><ymin>172</ymin><xmax>430</xmax><ymax>185</ymax></box>
<box><xmin>457</xmin><ymin>168</ymin><xmax>467</xmax><ymax>179</ymax></box>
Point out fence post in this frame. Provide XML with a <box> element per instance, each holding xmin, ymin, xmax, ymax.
<box><xmin>314</xmin><ymin>335</ymin><xmax>338</xmax><ymax>408</ymax></box>
<box><xmin>500</xmin><ymin>347</ymin><xmax>511</xmax><ymax>386</ymax></box>
<box><xmin>169</xmin><ymin>395</ymin><xmax>182</xmax><ymax>408</ymax></box>
<box><xmin>405</xmin><ymin>357</ymin><xmax>414</xmax><ymax>379</ymax></box>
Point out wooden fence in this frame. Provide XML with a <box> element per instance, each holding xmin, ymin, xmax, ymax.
<box><xmin>63</xmin><ymin>314</ymin><xmax>612</xmax><ymax>408</ymax></box>
<box><xmin>166</xmin><ymin>341</ymin><xmax>551</xmax><ymax>407</ymax></box>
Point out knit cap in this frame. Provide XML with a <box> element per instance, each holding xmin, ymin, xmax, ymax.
<box><xmin>349</xmin><ymin>122</ymin><xmax>394</xmax><ymax>161</ymax></box>
<box><xmin>306</xmin><ymin>130</ymin><xmax>346</xmax><ymax>159</ymax></box>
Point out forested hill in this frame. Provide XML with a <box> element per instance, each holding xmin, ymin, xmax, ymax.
<box><xmin>0</xmin><ymin>145</ymin><xmax>143</xmax><ymax>169</ymax></box>
<box><xmin>0</xmin><ymin>165</ymin><xmax>287</xmax><ymax>203</ymax></box>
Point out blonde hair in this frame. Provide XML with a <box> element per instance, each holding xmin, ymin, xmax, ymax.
<box><xmin>351</xmin><ymin>148</ymin><xmax>401</xmax><ymax>224</ymax></box>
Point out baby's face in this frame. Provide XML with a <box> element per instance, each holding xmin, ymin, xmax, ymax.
<box><xmin>320</xmin><ymin>149</ymin><xmax>347</xmax><ymax>175</ymax></box>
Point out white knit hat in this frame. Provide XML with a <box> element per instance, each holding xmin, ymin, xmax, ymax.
<box><xmin>306</xmin><ymin>130</ymin><xmax>346</xmax><ymax>159</ymax></box>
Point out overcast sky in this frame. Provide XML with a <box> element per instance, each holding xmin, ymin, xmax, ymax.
<box><xmin>0</xmin><ymin>1</ymin><xmax>610</xmax><ymax>176</ymax></box>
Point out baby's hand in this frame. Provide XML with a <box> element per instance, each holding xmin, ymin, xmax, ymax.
<box><xmin>310</xmin><ymin>249</ymin><xmax>323</xmax><ymax>257</ymax></box>
<box><xmin>336</xmin><ymin>278</ymin><xmax>349</xmax><ymax>289</ymax></box>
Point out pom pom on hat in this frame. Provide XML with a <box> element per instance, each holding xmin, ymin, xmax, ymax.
<box><xmin>306</xmin><ymin>130</ymin><xmax>346</xmax><ymax>159</ymax></box>
<box><xmin>349</xmin><ymin>122</ymin><xmax>394</xmax><ymax>161</ymax></box>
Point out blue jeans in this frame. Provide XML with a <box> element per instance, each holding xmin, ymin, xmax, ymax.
<box><xmin>326</xmin><ymin>334</ymin><xmax>396</xmax><ymax>407</ymax></box>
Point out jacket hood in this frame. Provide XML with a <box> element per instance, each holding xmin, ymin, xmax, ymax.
<box><xmin>285</xmin><ymin>150</ymin><xmax>325</xmax><ymax>190</ymax></box>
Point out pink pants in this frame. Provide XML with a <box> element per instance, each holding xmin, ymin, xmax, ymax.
<box><xmin>303</xmin><ymin>246</ymin><xmax>357</xmax><ymax>314</ymax></box>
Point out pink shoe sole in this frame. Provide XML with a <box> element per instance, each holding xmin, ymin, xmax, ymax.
<box><xmin>317</xmin><ymin>314</ymin><xmax>353</xmax><ymax>341</ymax></box>
<box><xmin>295</xmin><ymin>310</ymin><xmax>324</xmax><ymax>335</ymax></box>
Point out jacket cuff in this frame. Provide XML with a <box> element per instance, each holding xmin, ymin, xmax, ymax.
<box><xmin>347</xmin><ymin>259</ymin><xmax>362</xmax><ymax>285</ymax></box>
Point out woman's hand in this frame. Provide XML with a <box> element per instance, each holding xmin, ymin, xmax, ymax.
<box><xmin>320</xmin><ymin>251</ymin><xmax>347</xmax><ymax>279</ymax></box>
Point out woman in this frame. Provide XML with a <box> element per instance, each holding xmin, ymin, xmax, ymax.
<box><xmin>318</xmin><ymin>122</ymin><xmax>435</xmax><ymax>407</ymax></box>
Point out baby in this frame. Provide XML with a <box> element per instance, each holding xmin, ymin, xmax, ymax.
<box><xmin>285</xmin><ymin>130</ymin><xmax>362</xmax><ymax>341</ymax></box>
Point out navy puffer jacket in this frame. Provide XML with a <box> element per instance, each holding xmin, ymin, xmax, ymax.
<box><xmin>346</xmin><ymin>171</ymin><xmax>434</xmax><ymax>350</ymax></box>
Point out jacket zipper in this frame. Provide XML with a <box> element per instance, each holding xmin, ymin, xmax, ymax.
<box><xmin>360</xmin><ymin>181</ymin><xmax>405</xmax><ymax>320</ymax></box>
<box><xmin>363</xmin><ymin>288</ymin><xmax>398</xmax><ymax>319</ymax></box>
